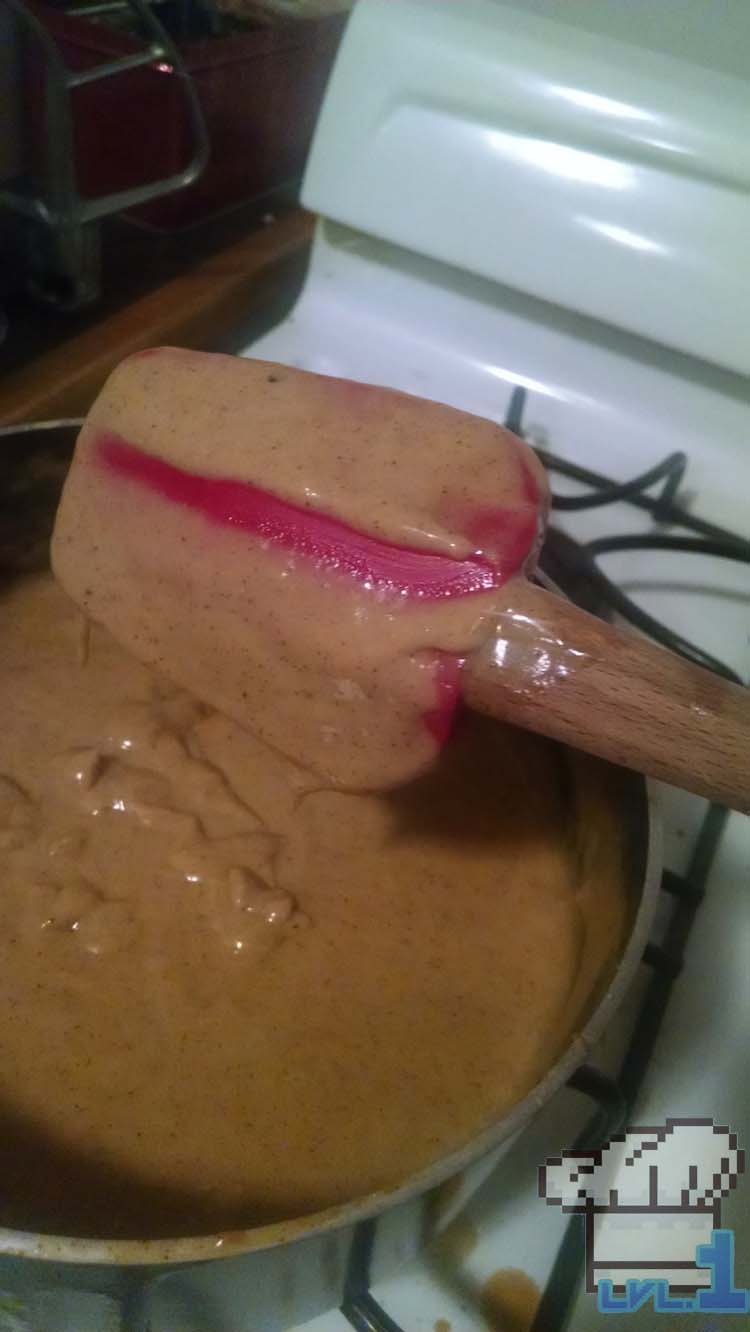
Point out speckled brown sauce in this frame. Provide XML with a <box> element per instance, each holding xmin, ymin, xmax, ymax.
<box><xmin>0</xmin><ymin>353</ymin><xmax>630</xmax><ymax>1239</ymax></box>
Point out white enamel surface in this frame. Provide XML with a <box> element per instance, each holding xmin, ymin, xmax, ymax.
<box><xmin>302</xmin><ymin>0</ymin><xmax>750</xmax><ymax>374</ymax></box>
<box><xmin>247</xmin><ymin>221</ymin><xmax>750</xmax><ymax>549</ymax></box>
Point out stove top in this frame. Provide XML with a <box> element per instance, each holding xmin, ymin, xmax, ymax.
<box><xmin>241</xmin><ymin>212</ymin><xmax>750</xmax><ymax>1330</ymax></box>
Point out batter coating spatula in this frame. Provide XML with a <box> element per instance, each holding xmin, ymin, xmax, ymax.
<box><xmin>52</xmin><ymin>349</ymin><xmax>750</xmax><ymax>811</ymax></box>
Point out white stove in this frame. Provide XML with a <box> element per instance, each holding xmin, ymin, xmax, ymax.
<box><xmin>238</xmin><ymin>1</ymin><xmax>750</xmax><ymax>1327</ymax></box>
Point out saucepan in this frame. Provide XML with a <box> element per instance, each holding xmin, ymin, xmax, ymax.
<box><xmin>0</xmin><ymin>421</ymin><xmax>661</xmax><ymax>1332</ymax></box>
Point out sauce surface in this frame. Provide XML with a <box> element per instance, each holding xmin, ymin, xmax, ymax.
<box><xmin>0</xmin><ymin>574</ymin><xmax>628</xmax><ymax>1239</ymax></box>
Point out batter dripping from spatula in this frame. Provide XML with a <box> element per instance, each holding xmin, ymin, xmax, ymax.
<box><xmin>52</xmin><ymin>348</ymin><xmax>547</xmax><ymax>789</ymax></box>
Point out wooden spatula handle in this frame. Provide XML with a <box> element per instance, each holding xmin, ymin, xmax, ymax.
<box><xmin>462</xmin><ymin>579</ymin><xmax>750</xmax><ymax>813</ymax></box>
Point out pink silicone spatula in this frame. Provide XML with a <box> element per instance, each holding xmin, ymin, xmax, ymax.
<box><xmin>52</xmin><ymin>349</ymin><xmax>750</xmax><ymax>810</ymax></box>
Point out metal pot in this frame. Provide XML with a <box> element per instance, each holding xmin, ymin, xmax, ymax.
<box><xmin>0</xmin><ymin>422</ymin><xmax>661</xmax><ymax>1332</ymax></box>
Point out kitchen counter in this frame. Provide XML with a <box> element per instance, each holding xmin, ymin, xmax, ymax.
<box><xmin>0</xmin><ymin>207</ymin><xmax>313</xmax><ymax>425</ymax></box>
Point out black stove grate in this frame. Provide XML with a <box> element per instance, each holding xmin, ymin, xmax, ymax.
<box><xmin>340</xmin><ymin>386</ymin><xmax>750</xmax><ymax>1332</ymax></box>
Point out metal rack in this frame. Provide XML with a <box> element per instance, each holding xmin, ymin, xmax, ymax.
<box><xmin>0</xmin><ymin>0</ymin><xmax>208</xmax><ymax>307</ymax></box>
<box><xmin>339</xmin><ymin>386</ymin><xmax>750</xmax><ymax>1332</ymax></box>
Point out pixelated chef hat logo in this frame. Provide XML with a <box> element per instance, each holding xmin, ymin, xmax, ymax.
<box><xmin>539</xmin><ymin>1118</ymin><xmax>749</xmax><ymax>1315</ymax></box>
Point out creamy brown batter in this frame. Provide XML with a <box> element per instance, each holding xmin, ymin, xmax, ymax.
<box><xmin>0</xmin><ymin>572</ymin><xmax>629</xmax><ymax>1239</ymax></box>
